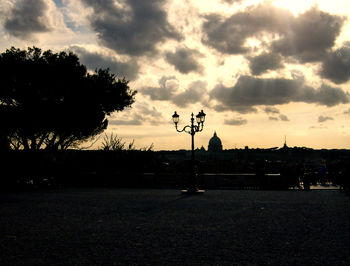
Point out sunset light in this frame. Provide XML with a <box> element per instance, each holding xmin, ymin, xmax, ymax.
<box><xmin>271</xmin><ymin>0</ymin><xmax>316</xmax><ymax>15</ymax></box>
<box><xmin>1</xmin><ymin>2</ymin><xmax>350</xmax><ymax>264</ymax></box>
<box><xmin>1</xmin><ymin>0</ymin><xmax>350</xmax><ymax>150</ymax></box>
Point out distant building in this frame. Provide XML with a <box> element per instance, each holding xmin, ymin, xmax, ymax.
<box><xmin>208</xmin><ymin>131</ymin><xmax>223</xmax><ymax>152</ymax></box>
<box><xmin>281</xmin><ymin>136</ymin><xmax>289</xmax><ymax>150</ymax></box>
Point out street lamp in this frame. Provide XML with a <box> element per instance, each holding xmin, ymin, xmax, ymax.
<box><xmin>172</xmin><ymin>110</ymin><xmax>206</xmax><ymax>194</ymax></box>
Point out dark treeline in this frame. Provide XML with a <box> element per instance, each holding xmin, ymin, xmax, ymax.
<box><xmin>1</xmin><ymin>150</ymin><xmax>155</xmax><ymax>189</ymax></box>
<box><xmin>1</xmin><ymin>148</ymin><xmax>350</xmax><ymax>191</ymax></box>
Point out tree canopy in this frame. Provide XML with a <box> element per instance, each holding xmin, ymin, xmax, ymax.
<box><xmin>0</xmin><ymin>47</ymin><xmax>136</xmax><ymax>150</ymax></box>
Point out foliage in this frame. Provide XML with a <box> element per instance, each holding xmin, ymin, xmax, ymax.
<box><xmin>100</xmin><ymin>133</ymin><xmax>127</xmax><ymax>151</ymax></box>
<box><xmin>141</xmin><ymin>143</ymin><xmax>154</xmax><ymax>152</ymax></box>
<box><xmin>0</xmin><ymin>47</ymin><xmax>136</xmax><ymax>150</ymax></box>
<box><xmin>100</xmin><ymin>133</ymin><xmax>154</xmax><ymax>151</ymax></box>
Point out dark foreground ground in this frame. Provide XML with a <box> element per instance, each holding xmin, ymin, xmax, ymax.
<box><xmin>0</xmin><ymin>189</ymin><xmax>349</xmax><ymax>265</ymax></box>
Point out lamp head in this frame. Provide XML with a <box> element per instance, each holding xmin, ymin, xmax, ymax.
<box><xmin>199</xmin><ymin>110</ymin><xmax>206</xmax><ymax>123</ymax></box>
<box><xmin>172</xmin><ymin>111</ymin><xmax>179</xmax><ymax>124</ymax></box>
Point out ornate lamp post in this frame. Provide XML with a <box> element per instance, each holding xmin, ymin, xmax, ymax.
<box><xmin>172</xmin><ymin>110</ymin><xmax>206</xmax><ymax>194</ymax></box>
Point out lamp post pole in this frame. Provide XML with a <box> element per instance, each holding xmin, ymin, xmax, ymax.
<box><xmin>172</xmin><ymin>110</ymin><xmax>206</xmax><ymax>194</ymax></box>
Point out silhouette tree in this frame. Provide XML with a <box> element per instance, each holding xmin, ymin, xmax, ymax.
<box><xmin>0</xmin><ymin>47</ymin><xmax>136</xmax><ymax>150</ymax></box>
<box><xmin>100</xmin><ymin>133</ymin><xmax>131</xmax><ymax>151</ymax></box>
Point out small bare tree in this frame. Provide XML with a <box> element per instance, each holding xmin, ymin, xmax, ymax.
<box><xmin>100</xmin><ymin>133</ymin><xmax>125</xmax><ymax>151</ymax></box>
<box><xmin>100</xmin><ymin>133</ymin><xmax>154</xmax><ymax>151</ymax></box>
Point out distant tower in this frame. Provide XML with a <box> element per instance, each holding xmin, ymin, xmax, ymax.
<box><xmin>283</xmin><ymin>135</ymin><xmax>288</xmax><ymax>149</ymax></box>
<box><xmin>208</xmin><ymin>131</ymin><xmax>223</xmax><ymax>152</ymax></box>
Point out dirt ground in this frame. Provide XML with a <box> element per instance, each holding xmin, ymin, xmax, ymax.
<box><xmin>0</xmin><ymin>188</ymin><xmax>349</xmax><ymax>265</ymax></box>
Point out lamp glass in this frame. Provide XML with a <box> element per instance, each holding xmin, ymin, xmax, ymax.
<box><xmin>196</xmin><ymin>113</ymin><xmax>201</xmax><ymax>123</ymax></box>
<box><xmin>200</xmin><ymin>110</ymin><xmax>206</xmax><ymax>122</ymax></box>
<box><xmin>172</xmin><ymin>112</ymin><xmax>179</xmax><ymax>124</ymax></box>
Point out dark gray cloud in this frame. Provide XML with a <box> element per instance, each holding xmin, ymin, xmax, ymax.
<box><xmin>314</xmin><ymin>84</ymin><xmax>350</xmax><ymax>107</ymax></box>
<box><xmin>201</xmin><ymin>4</ymin><xmax>293</xmax><ymax>54</ymax></box>
<box><xmin>69</xmin><ymin>46</ymin><xmax>139</xmax><ymax>80</ymax></box>
<box><xmin>4</xmin><ymin>0</ymin><xmax>51</xmax><ymax>38</ymax></box>
<box><xmin>142</xmin><ymin>76</ymin><xmax>178</xmax><ymax>101</ymax></box>
<box><xmin>320</xmin><ymin>43</ymin><xmax>350</xmax><ymax>84</ymax></box>
<box><xmin>267</xmin><ymin>113</ymin><xmax>289</xmax><ymax>121</ymax></box>
<box><xmin>172</xmin><ymin>80</ymin><xmax>207</xmax><ymax>107</ymax></box>
<box><xmin>224</xmin><ymin>117</ymin><xmax>247</xmax><ymax>125</ymax></box>
<box><xmin>279</xmin><ymin>114</ymin><xmax>289</xmax><ymax>121</ymax></box>
<box><xmin>142</xmin><ymin>77</ymin><xmax>207</xmax><ymax>108</ymax></box>
<box><xmin>221</xmin><ymin>0</ymin><xmax>243</xmax><ymax>4</ymax></box>
<box><xmin>81</xmin><ymin>0</ymin><xmax>182</xmax><ymax>56</ymax></box>
<box><xmin>214</xmin><ymin>104</ymin><xmax>257</xmax><ymax>114</ymax></box>
<box><xmin>271</xmin><ymin>7</ymin><xmax>344</xmax><ymax>62</ymax></box>
<box><xmin>210</xmin><ymin>75</ymin><xmax>349</xmax><ymax>113</ymax></box>
<box><xmin>264</xmin><ymin>106</ymin><xmax>280</xmax><ymax>114</ymax></box>
<box><xmin>202</xmin><ymin>5</ymin><xmax>344</xmax><ymax>63</ymax></box>
<box><xmin>248</xmin><ymin>52</ymin><xmax>284</xmax><ymax>75</ymax></box>
<box><xmin>201</xmin><ymin>14</ymin><xmax>249</xmax><ymax>54</ymax></box>
<box><xmin>318</xmin><ymin>115</ymin><xmax>334</xmax><ymax>123</ymax></box>
<box><xmin>165</xmin><ymin>47</ymin><xmax>204</xmax><ymax>74</ymax></box>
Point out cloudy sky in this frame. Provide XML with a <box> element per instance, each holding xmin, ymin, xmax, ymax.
<box><xmin>1</xmin><ymin>0</ymin><xmax>350</xmax><ymax>150</ymax></box>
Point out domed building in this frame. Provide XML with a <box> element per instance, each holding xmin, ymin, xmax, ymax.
<box><xmin>208</xmin><ymin>131</ymin><xmax>223</xmax><ymax>152</ymax></box>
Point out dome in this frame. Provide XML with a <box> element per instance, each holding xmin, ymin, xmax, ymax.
<box><xmin>208</xmin><ymin>131</ymin><xmax>223</xmax><ymax>152</ymax></box>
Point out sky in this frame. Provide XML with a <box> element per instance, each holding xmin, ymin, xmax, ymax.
<box><xmin>1</xmin><ymin>0</ymin><xmax>350</xmax><ymax>150</ymax></box>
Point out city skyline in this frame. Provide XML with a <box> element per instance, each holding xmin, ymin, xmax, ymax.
<box><xmin>1</xmin><ymin>0</ymin><xmax>350</xmax><ymax>150</ymax></box>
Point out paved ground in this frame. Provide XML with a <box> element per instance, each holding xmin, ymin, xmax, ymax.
<box><xmin>0</xmin><ymin>188</ymin><xmax>349</xmax><ymax>265</ymax></box>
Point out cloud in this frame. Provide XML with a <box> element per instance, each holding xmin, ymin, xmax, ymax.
<box><xmin>202</xmin><ymin>5</ymin><xmax>344</xmax><ymax>63</ymax></box>
<box><xmin>267</xmin><ymin>113</ymin><xmax>289</xmax><ymax>121</ymax></box>
<box><xmin>201</xmin><ymin>14</ymin><xmax>247</xmax><ymax>55</ymax></box>
<box><xmin>221</xmin><ymin>0</ymin><xmax>243</xmax><ymax>4</ymax></box>
<box><xmin>310</xmin><ymin>125</ymin><xmax>328</xmax><ymax>129</ymax></box>
<box><xmin>320</xmin><ymin>43</ymin><xmax>350</xmax><ymax>84</ymax></box>
<box><xmin>271</xmin><ymin>7</ymin><xmax>345</xmax><ymax>62</ymax></box>
<box><xmin>109</xmin><ymin>102</ymin><xmax>165</xmax><ymax>126</ymax></box>
<box><xmin>81</xmin><ymin>0</ymin><xmax>182</xmax><ymax>56</ymax></box>
<box><xmin>264</xmin><ymin>106</ymin><xmax>280</xmax><ymax>114</ymax></box>
<box><xmin>0</xmin><ymin>1</ymin><xmax>12</xmax><ymax>23</ymax></box>
<box><xmin>53</xmin><ymin>0</ymin><xmax>63</xmax><ymax>8</ymax></box>
<box><xmin>279</xmin><ymin>114</ymin><xmax>289</xmax><ymax>121</ymax></box>
<box><xmin>215</xmin><ymin>105</ymin><xmax>257</xmax><ymax>114</ymax></box>
<box><xmin>165</xmin><ymin>47</ymin><xmax>204</xmax><ymax>74</ymax></box>
<box><xmin>142</xmin><ymin>78</ymin><xmax>207</xmax><ymax>108</ymax></box>
<box><xmin>142</xmin><ymin>76</ymin><xmax>179</xmax><ymax>101</ymax></box>
<box><xmin>224</xmin><ymin>117</ymin><xmax>247</xmax><ymax>125</ymax></box>
<box><xmin>109</xmin><ymin>114</ymin><xmax>143</xmax><ymax>125</ymax></box>
<box><xmin>315</xmin><ymin>84</ymin><xmax>350</xmax><ymax>107</ymax></box>
<box><xmin>201</xmin><ymin>4</ymin><xmax>293</xmax><ymax>54</ymax></box>
<box><xmin>318</xmin><ymin>115</ymin><xmax>334</xmax><ymax>123</ymax></box>
<box><xmin>248</xmin><ymin>52</ymin><xmax>284</xmax><ymax>75</ymax></box>
<box><xmin>172</xmin><ymin>80</ymin><xmax>207</xmax><ymax>107</ymax></box>
<box><xmin>69</xmin><ymin>46</ymin><xmax>139</xmax><ymax>80</ymax></box>
<box><xmin>210</xmin><ymin>75</ymin><xmax>349</xmax><ymax>113</ymax></box>
<box><xmin>4</xmin><ymin>0</ymin><xmax>52</xmax><ymax>38</ymax></box>
<box><xmin>137</xmin><ymin>103</ymin><xmax>165</xmax><ymax>125</ymax></box>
